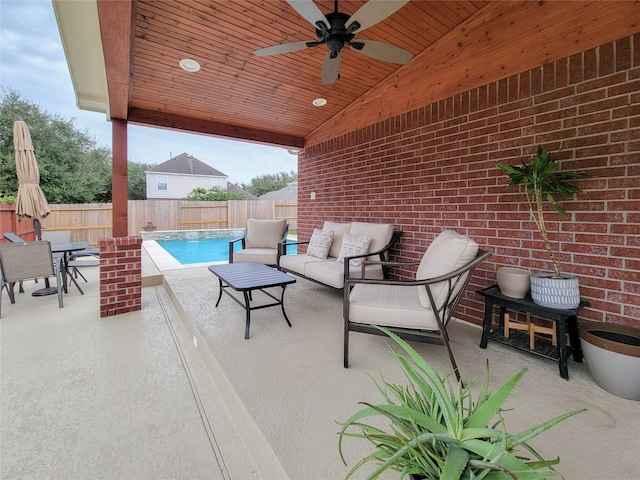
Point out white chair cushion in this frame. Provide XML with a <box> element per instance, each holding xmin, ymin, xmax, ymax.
<box><xmin>336</xmin><ymin>233</ymin><xmax>371</xmax><ymax>267</ymax></box>
<box><xmin>306</xmin><ymin>229</ymin><xmax>334</xmax><ymax>259</ymax></box>
<box><xmin>349</xmin><ymin>284</ymin><xmax>439</xmax><ymax>330</ymax></box>
<box><xmin>416</xmin><ymin>230</ymin><xmax>479</xmax><ymax>310</ymax></box>
<box><xmin>233</xmin><ymin>248</ymin><xmax>278</xmax><ymax>265</ymax></box>
<box><xmin>244</xmin><ymin>219</ymin><xmax>286</xmax><ymax>248</ymax></box>
<box><xmin>323</xmin><ymin>221</ymin><xmax>352</xmax><ymax>258</ymax></box>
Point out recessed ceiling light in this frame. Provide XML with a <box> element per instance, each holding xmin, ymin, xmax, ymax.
<box><xmin>179</xmin><ymin>58</ymin><xmax>200</xmax><ymax>72</ymax></box>
<box><xmin>312</xmin><ymin>98</ymin><xmax>327</xmax><ymax>107</ymax></box>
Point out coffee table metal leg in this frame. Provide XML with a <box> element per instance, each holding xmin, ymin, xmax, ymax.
<box><xmin>280</xmin><ymin>285</ymin><xmax>292</xmax><ymax>327</ymax></box>
<box><xmin>215</xmin><ymin>278</ymin><xmax>224</xmax><ymax>307</ymax></box>
<box><xmin>243</xmin><ymin>290</ymin><xmax>251</xmax><ymax>339</ymax></box>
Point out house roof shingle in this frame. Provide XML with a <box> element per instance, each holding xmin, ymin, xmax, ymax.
<box><xmin>147</xmin><ymin>153</ymin><xmax>227</xmax><ymax>177</ymax></box>
<box><xmin>227</xmin><ymin>182</ymin><xmax>259</xmax><ymax>200</ymax></box>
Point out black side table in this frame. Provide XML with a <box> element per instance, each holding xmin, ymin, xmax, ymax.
<box><xmin>477</xmin><ymin>285</ymin><xmax>590</xmax><ymax>379</ymax></box>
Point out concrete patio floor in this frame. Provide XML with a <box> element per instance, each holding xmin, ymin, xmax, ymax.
<box><xmin>2</xmin><ymin>250</ymin><xmax>639</xmax><ymax>479</ymax></box>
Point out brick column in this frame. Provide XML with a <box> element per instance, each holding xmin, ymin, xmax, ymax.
<box><xmin>99</xmin><ymin>236</ymin><xmax>142</xmax><ymax>317</ymax></box>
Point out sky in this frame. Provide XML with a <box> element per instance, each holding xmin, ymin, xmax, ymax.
<box><xmin>0</xmin><ymin>0</ymin><xmax>298</xmax><ymax>186</ymax></box>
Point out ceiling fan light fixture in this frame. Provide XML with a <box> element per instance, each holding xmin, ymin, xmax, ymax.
<box><xmin>312</xmin><ymin>98</ymin><xmax>327</xmax><ymax>107</ymax></box>
<box><xmin>179</xmin><ymin>58</ymin><xmax>200</xmax><ymax>72</ymax></box>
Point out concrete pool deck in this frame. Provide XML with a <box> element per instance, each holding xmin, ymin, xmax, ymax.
<box><xmin>4</xmin><ymin>244</ymin><xmax>638</xmax><ymax>479</ymax></box>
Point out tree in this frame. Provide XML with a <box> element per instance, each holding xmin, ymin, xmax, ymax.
<box><xmin>241</xmin><ymin>171</ymin><xmax>297</xmax><ymax>197</ymax></box>
<box><xmin>0</xmin><ymin>89</ymin><xmax>112</xmax><ymax>203</ymax></box>
<box><xmin>0</xmin><ymin>89</ymin><xmax>156</xmax><ymax>202</ymax></box>
<box><xmin>185</xmin><ymin>187</ymin><xmax>243</xmax><ymax>201</ymax></box>
<box><xmin>128</xmin><ymin>161</ymin><xmax>153</xmax><ymax>200</ymax></box>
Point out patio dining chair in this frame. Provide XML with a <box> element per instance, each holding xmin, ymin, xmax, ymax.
<box><xmin>3</xmin><ymin>231</ymin><xmax>52</xmax><ymax>291</ymax></box>
<box><xmin>229</xmin><ymin>219</ymin><xmax>288</xmax><ymax>266</ymax></box>
<box><xmin>0</xmin><ymin>241</ymin><xmax>64</xmax><ymax>317</ymax></box>
<box><xmin>41</xmin><ymin>230</ymin><xmax>100</xmax><ymax>282</ymax></box>
<box><xmin>343</xmin><ymin>230</ymin><xmax>491</xmax><ymax>381</ymax></box>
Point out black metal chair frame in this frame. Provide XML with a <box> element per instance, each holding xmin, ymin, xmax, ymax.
<box><xmin>343</xmin><ymin>249</ymin><xmax>491</xmax><ymax>381</ymax></box>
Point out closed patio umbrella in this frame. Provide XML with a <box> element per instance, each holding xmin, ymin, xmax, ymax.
<box><xmin>13</xmin><ymin>117</ymin><xmax>50</xmax><ymax>221</ymax></box>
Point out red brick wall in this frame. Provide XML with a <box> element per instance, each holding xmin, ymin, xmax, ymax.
<box><xmin>99</xmin><ymin>236</ymin><xmax>142</xmax><ymax>317</ymax></box>
<box><xmin>300</xmin><ymin>34</ymin><xmax>640</xmax><ymax>327</ymax></box>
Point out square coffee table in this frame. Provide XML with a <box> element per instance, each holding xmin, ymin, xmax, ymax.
<box><xmin>208</xmin><ymin>262</ymin><xmax>296</xmax><ymax>339</ymax></box>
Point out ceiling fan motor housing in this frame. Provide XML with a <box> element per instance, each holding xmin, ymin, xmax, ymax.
<box><xmin>316</xmin><ymin>12</ymin><xmax>355</xmax><ymax>53</ymax></box>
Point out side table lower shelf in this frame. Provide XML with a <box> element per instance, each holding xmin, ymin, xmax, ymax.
<box><xmin>488</xmin><ymin>329</ymin><xmax>568</xmax><ymax>361</ymax></box>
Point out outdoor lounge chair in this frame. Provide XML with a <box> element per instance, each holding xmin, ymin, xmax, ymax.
<box><xmin>229</xmin><ymin>219</ymin><xmax>288</xmax><ymax>266</ymax></box>
<box><xmin>343</xmin><ymin>230</ymin><xmax>491</xmax><ymax>380</ymax></box>
<box><xmin>0</xmin><ymin>241</ymin><xmax>64</xmax><ymax>317</ymax></box>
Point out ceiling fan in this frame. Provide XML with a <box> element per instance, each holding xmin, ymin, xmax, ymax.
<box><xmin>254</xmin><ymin>0</ymin><xmax>413</xmax><ymax>85</ymax></box>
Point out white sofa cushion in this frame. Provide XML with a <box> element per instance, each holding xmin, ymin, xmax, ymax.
<box><xmin>278</xmin><ymin>254</ymin><xmax>322</xmax><ymax>276</ymax></box>
<box><xmin>306</xmin><ymin>229</ymin><xmax>334</xmax><ymax>259</ymax></box>
<box><xmin>305</xmin><ymin>260</ymin><xmax>386</xmax><ymax>289</ymax></box>
<box><xmin>323</xmin><ymin>221</ymin><xmax>352</xmax><ymax>258</ymax></box>
<box><xmin>416</xmin><ymin>230</ymin><xmax>479</xmax><ymax>310</ymax></box>
<box><xmin>337</xmin><ymin>233</ymin><xmax>371</xmax><ymax>267</ymax></box>
<box><xmin>349</xmin><ymin>222</ymin><xmax>394</xmax><ymax>260</ymax></box>
<box><xmin>245</xmin><ymin>219</ymin><xmax>286</xmax><ymax>248</ymax></box>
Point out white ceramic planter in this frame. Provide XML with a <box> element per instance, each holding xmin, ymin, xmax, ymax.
<box><xmin>579</xmin><ymin>320</ymin><xmax>640</xmax><ymax>401</ymax></box>
<box><xmin>529</xmin><ymin>272</ymin><xmax>580</xmax><ymax>309</ymax></box>
<box><xmin>496</xmin><ymin>267</ymin><xmax>530</xmax><ymax>299</ymax></box>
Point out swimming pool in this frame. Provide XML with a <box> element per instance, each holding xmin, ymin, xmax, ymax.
<box><xmin>142</xmin><ymin>229</ymin><xmax>296</xmax><ymax>266</ymax></box>
<box><xmin>144</xmin><ymin>229</ymin><xmax>241</xmax><ymax>265</ymax></box>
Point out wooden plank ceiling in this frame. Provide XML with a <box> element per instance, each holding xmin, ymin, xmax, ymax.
<box><xmin>99</xmin><ymin>0</ymin><xmax>487</xmax><ymax>147</ymax></box>
<box><xmin>96</xmin><ymin>0</ymin><xmax>639</xmax><ymax>149</ymax></box>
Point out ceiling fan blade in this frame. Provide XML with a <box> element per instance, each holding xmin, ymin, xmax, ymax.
<box><xmin>286</xmin><ymin>0</ymin><xmax>329</xmax><ymax>31</ymax></box>
<box><xmin>321</xmin><ymin>51</ymin><xmax>341</xmax><ymax>85</ymax></box>
<box><xmin>350</xmin><ymin>40</ymin><xmax>413</xmax><ymax>64</ymax></box>
<box><xmin>346</xmin><ymin>0</ymin><xmax>410</xmax><ymax>33</ymax></box>
<box><xmin>253</xmin><ymin>40</ymin><xmax>317</xmax><ymax>57</ymax></box>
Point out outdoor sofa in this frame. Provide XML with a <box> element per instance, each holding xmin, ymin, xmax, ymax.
<box><xmin>278</xmin><ymin>221</ymin><xmax>402</xmax><ymax>289</ymax></box>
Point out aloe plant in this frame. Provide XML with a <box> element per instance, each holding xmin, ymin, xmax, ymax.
<box><xmin>338</xmin><ymin>328</ymin><xmax>585</xmax><ymax>479</ymax></box>
<box><xmin>496</xmin><ymin>146</ymin><xmax>590</xmax><ymax>277</ymax></box>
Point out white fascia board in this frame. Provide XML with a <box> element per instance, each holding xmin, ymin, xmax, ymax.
<box><xmin>52</xmin><ymin>0</ymin><xmax>109</xmax><ymax>117</ymax></box>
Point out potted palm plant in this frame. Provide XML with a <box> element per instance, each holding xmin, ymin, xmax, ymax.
<box><xmin>496</xmin><ymin>146</ymin><xmax>591</xmax><ymax>309</ymax></box>
<box><xmin>338</xmin><ymin>328</ymin><xmax>584</xmax><ymax>479</ymax></box>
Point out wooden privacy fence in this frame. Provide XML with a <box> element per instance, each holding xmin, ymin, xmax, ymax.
<box><xmin>39</xmin><ymin>200</ymin><xmax>297</xmax><ymax>246</ymax></box>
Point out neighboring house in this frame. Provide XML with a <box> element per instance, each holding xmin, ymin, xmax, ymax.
<box><xmin>259</xmin><ymin>182</ymin><xmax>297</xmax><ymax>201</ymax></box>
<box><xmin>145</xmin><ymin>153</ymin><xmax>231</xmax><ymax>199</ymax></box>
<box><xmin>227</xmin><ymin>182</ymin><xmax>259</xmax><ymax>200</ymax></box>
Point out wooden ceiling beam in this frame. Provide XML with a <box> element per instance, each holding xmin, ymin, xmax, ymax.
<box><xmin>127</xmin><ymin>108</ymin><xmax>305</xmax><ymax>149</ymax></box>
<box><xmin>97</xmin><ymin>0</ymin><xmax>134</xmax><ymax>120</ymax></box>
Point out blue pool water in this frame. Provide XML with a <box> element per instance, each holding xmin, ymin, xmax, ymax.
<box><xmin>157</xmin><ymin>237</ymin><xmax>242</xmax><ymax>264</ymax></box>
<box><xmin>155</xmin><ymin>231</ymin><xmax>297</xmax><ymax>265</ymax></box>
